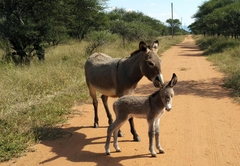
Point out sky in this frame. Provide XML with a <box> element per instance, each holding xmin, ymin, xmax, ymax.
<box><xmin>105</xmin><ymin>0</ymin><xmax>205</xmax><ymax>27</ymax></box>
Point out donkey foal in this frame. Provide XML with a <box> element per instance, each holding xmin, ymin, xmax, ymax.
<box><xmin>105</xmin><ymin>73</ymin><xmax>177</xmax><ymax>157</ymax></box>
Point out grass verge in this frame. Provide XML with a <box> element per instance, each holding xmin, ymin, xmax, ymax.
<box><xmin>195</xmin><ymin>36</ymin><xmax>240</xmax><ymax>101</ymax></box>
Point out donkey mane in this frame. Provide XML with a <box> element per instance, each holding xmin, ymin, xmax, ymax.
<box><xmin>130</xmin><ymin>41</ymin><xmax>155</xmax><ymax>57</ymax></box>
<box><xmin>130</xmin><ymin>49</ymin><xmax>141</xmax><ymax>57</ymax></box>
<box><xmin>150</xmin><ymin>90</ymin><xmax>160</xmax><ymax>98</ymax></box>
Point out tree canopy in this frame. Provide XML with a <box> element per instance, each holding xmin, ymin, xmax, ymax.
<box><xmin>0</xmin><ymin>1</ymin><xmax>172</xmax><ymax>65</ymax></box>
<box><xmin>189</xmin><ymin>0</ymin><xmax>240</xmax><ymax>38</ymax></box>
<box><xmin>0</xmin><ymin>0</ymin><xmax>108</xmax><ymax>65</ymax></box>
<box><xmin>166</xmin><ymin>18</ymin><xmax>182</xmax><ymax>36</ymax></box>
<box><xmin>108</xmin><ymin>8</ymin><xmax>168</xmax><ymax>46</ymax></box>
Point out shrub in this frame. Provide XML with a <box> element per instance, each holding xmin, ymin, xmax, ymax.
<box><xmin>85</xmin><ymin>31</ymin><xmax>118</xmax><ymax>55</ymax></box>
<box><xmin>196</xmin><ymin>36</ymin><xmax>240</xmax><ymax>55</ymax></box>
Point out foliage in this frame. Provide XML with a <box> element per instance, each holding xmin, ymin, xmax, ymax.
<box><xmin>67</xmin><ymin>0</ymin><xmax>109</xmax><ymax>39</ymax></box>
<box><xmin>107</xmin><ymin>8</ymin><xmax>169</xmax><ymax>46</ymax></box>
<box><xmin>0</xmin><ymin>0</ymin><xmax>62</xmax><ymax>65</ymax></box>
<box><xmin>196</xmin><ymin>36</ymin><xmax>240</xmax><ymax>55</ymax></box>
<box><xmin>0</xmin><ymin>2</ymin><xmax>176</xmax><ymax>66</ymax></box>
<box><xmin>166</xmin><ymin>19</ymin><xmax>182</xmax><ymax>36</ymax></box>
<box><xmin>85</xmin><ymin>30</ymin><xmax>118</xmax><ymax>54</ymax></box>
<box><xmin>0</xmin><ymin>0</ymin><xmax>107</xmax><ymax>65</ymax></box>
<box><xmin>189</xmin><ymin>0</ymin><xmax>240</xmax><ymax>38</ymax></box>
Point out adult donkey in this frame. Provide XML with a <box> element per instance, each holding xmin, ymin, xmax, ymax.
<box><xmin>84</xmin><ymin>40</ymin><xmax>164</xmax><ymax>141</ymax></box>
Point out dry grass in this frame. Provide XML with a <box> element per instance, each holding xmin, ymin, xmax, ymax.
<box><xmin>207</xmin><ymin>46</ymin><xmax>240</xmax><ymax>101</ymax></box>
<box><xmin>195</xmin><ymin>35</ymin><xmax>240</xmax><ymax>101</ymax></box>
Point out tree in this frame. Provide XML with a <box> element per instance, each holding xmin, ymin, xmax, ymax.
<box><xmin>85</xmin><ymin>30</ymin><xmax>117</xmax><ymax>54</ymax></box>
<box><xmin>166</xmin><ymin>19</ymin><xmax>181</xmax><ymax>36</ymax></box>
<box><xmin>0</xmin><ymin>0</ymin><xmax>65</xmax><ymax>65</ymax></box>
<box><xmin>0</xmin><ymin>0</ymin><xmax>108</xmax><ymax>65</ymax></box>
<box><xmin>66</xmin><ymin>0</ymin><xmax>108</xmax><ymax>40</ymax></box>
<box><xmin>107</xmin><ymin>8</ymin><xmax>168</xmax><ymax>46</ymax></box>
<box><xmin>189</xmin><ymin>0</ymin><xmax>240</xmax><ymax>38</ymax></box>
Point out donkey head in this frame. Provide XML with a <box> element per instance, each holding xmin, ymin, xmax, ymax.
<box><xmin>139</xmin><ymin>40</ymin><xmax>164</xmax><ymax>88</ymax></box>
<box><xmin>160</xmin><ymin>73</ymin><xmax>178</xmax><ymax>111</ymax></box>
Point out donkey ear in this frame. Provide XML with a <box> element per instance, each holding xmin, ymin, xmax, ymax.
<box><xmin>168</xmin><ymin>73</ymin><xmax>178</xmax><ymax>87</ymax></box>
<box><xmin>153</xmin><ymin>40</ymin><xmax>159</xmax><ymax>47</ymax></box>
<box><xmin>139</xmin><ymin>41</ymin><xmax>148</xmax><ymax>52</ymax></box>
<box><xmin>149</xmin><ymin>40</ymin><xmax>159</xmax><ymax>53</ymax></box>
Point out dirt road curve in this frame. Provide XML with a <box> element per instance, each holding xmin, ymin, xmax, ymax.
<box><xmin>3</xmin><ymin>36</ymin><xmax>240</xmax><ymax>166</ymax></box>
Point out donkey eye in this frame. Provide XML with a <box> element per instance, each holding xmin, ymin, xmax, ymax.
<box><xmin>147</xmin><ymin>61</ymin><xmax>154</xmax><ymax>67</ymax></box>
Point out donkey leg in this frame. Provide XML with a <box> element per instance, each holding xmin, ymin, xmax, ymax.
<box><xmin>105</xmin><ymin>124</ymin><xmax>114</xmax><ymax>155</ymax></box>
<box><xmin>113</xmin><ymin>118</ymin><xmax>128</xmax><ymax>152</ymax></box>
<box><xmin>102</xmin><ymin>95</ymin><xmax>124</xmax><ymax>137</ymax></box>
<box><xmin>155</xmin><ymin>118</ymin><xmax>164</xmax><ymax>154</ymax></box>
<box><xmin>129</xmin><ymin>118</ymin><xmax>140</xmax><ymax>142</ymax></box>
<box><xmin>105</xmin><ymin>119</ymin><xmax>126</xmax><ymax>155</ymax></box>
<box><xmin>93</xmin><ymin>99</ymin><xmax>99</xmax><ymax>128</ymax></box>
<box><xmin>148</xmin><ymin>122</ymin><xmax>157</xmax><ymax>157</ymax></box>
<box><xmin>88</xmin><ymin>86</ymin><xmax>99</xmax><ymax>128</ymax></box>
<box><xmin>113</xmin><ymin>128</ymin><xmax>121</xmax><ymax>152</ymax></box>
<box><xmin>101</xmin><ymin>95</ymin><xmax>113</xmax><ymax>124</ymax></box>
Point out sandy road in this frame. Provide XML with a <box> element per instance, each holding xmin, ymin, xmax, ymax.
<box><xmin>2</xmin><ymin>36</ymin><xmax>240</xmax><ymax>166</ymax></box>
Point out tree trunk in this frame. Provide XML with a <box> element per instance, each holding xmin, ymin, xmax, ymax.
<box><xmin>34</xmin><ymin>44</ymin><xmax>45</xmax><ymax>61</ymax></box>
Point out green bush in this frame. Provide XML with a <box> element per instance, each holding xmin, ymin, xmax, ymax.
<box><xmin>85</xmin><ymin>31</ymin><xmax>118</xmax><ymax>54</ymax></box>
<box><xmin>196</xmin><ymin>36</ymin><xmax>240</xmax><ymax>55</ymax></box>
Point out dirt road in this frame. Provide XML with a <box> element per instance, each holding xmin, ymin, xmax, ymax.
<box><xmin>3</xmin><ymin>36</ymin><xmax>240</xmax><ymax>166</ymax></box>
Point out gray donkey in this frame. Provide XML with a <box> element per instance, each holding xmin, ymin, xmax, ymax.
<box><xmin>84</xmin><ymin>40</ymin><xmax>164</xmax><ymax>142</ymax></box>
<box><xmin>105</xmin><ymin>73</ymin><xmax>177</xmax><ymax>157</ymax></box>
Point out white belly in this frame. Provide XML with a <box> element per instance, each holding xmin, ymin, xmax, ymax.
<box><xmin>95</xmin><ymin>87</ymin><xmax>117</xmax><ymax>97</ymax></box>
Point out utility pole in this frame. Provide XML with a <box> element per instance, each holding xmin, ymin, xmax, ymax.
<box><xmin>171</xmin><ymin>3</ymin><xmax>173</xmax><ymax>38</ymax></box>
<box><xmin>181</xmin><ymin>17</ymin><xmax>183</xmax><ymax>35</ymax></box>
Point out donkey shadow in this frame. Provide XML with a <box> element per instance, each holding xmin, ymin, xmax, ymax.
<box><xmin>135</xmin><ymin>78</ymin><xmax>231</xmax><ymax>99</ymax></box>
<box><xmin>36</xmin><ymin>126</ymin><xmax>149</xmax><ymax>166</ymax></box>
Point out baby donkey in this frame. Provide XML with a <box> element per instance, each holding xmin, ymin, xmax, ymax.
<box><xmin>105</xmin><ymin>73</ymin><xmax>177</xmax><ymax>157</ymax></box>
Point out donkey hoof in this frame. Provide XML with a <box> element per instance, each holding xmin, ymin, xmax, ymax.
<box><xmin>118</xmin><ymin>131</ymin><xmax>124</xmax><ymax>137</ymax></box>
<box><xmin>133</xmin><ymin>136</ymin><xmax>141</xmax><ymax>142</ymax></box>
<box><xmin>116</xmin><ymin>149</ymin><xmax>121</xmax><ymax>152</ymax></box>
<box><xmin>159</xmin><ymin>149</ymin><xmax>165</xmax><ymax>154</ymax></box>
<box><xmin>106</xmin><ymin>152</ymin><xmax>110</xmax><ymax>155</ymax></box>
<box><xmin>94</xmin><ymin>123</ymin><xmax>99</xmax><ymax>128</ymax></box>
<box><xmin>151</xmin><ymin>153</ymin><xmax>157</xmax><ymax>157</ymax></box>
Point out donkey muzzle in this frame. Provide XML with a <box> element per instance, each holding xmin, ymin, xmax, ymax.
<box><xmin>153</xmin><ymin>74</ymin><xmax>164</xmax><ymax>88</ymax></box>
<box><xmin>165</xmin><ymin>103</ymin><xmax>172</xmax><ymax>111</ymax></box>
